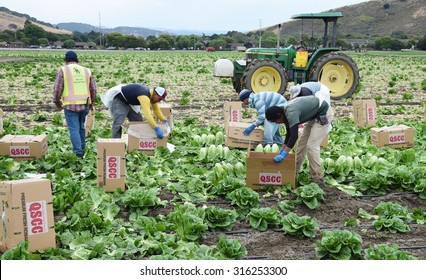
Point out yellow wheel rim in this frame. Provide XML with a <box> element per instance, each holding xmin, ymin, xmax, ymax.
<box><xmin>250</xmin><ymin>66</ymin><xmax>282</xmax><ymax>92</ymax></box>
<box><xmin>318</xmin><ymin>60</ymin><xmax>354</xmax><ymax>99</ymax></box>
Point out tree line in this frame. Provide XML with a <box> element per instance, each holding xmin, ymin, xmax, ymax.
<box><xmin>1</xmin><ymin>21</ymin><xmax>425</xmax><ymax>51</ymax></box>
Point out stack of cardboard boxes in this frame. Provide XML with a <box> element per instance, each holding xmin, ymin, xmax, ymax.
<box><xmin>223</xmin><ymin>101</ymin><xmax>264</xmax><ymax>149</ymax></box>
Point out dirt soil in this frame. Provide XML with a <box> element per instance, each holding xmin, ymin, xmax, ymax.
<box><xmin>152</xmin><ymin>188</ymin><xmax>426</xmax><ymax>260</ymax></box>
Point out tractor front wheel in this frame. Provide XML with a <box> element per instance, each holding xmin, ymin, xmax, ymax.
<box><xmin>242</xmin><ymin>59</ymin><xmax>287</xmax><ymax>94</ymax></box>
<box><xmin>309</xmin><ymin>52</ymin><xmax>359</xmax><ymax>100</ymax></box>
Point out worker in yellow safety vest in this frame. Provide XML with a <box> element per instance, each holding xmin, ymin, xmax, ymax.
<box><xmin>53</xmin><ymin>51</ymin><xmax>97</xmax><ymax>158</ymax></box>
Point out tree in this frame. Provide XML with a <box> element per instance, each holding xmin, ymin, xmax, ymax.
<box><xmin>210</xmin><ymin>38</ymin><xmax>227</xmax><ymax>50</ymax></box>
<box><xmin>37</xmin><ymin>38</ymin><xmax>49</xmax><ymax>47</ymax></box>
<box><xmin>159</xmin><ymin>34</ymin><xmax>175</xmax><ymax>49</ymax></box>
<box><xmin>176</xmin><ymin>35</ymin><xmax>191</xmax><ymax>50</ymax></box>
<box><xmin>287</xmin><ymin>36</ymin><xmax>298</xmax><ymax>46</ymax></box>
<box><xmin>156</xmin><ymin>38</ymin><xmax>170</xmax><ymax>50</ymax></box>
<box><xmin>262</xmin><ymin>37</ymin><xmax>277</xmax><ymax>48</ymax></box>
<box><xmin>63</xmin><ymin>39</ymin><xmax>75</xmax><ymax>49</ymax></box>
<box><xmin>23</xmin><ymin>22</ymin><xmax>46</xmax><ymax>40</ymax></box>
<box><xmin>375</xmin><ymin>36</ymin><xmax>393</xmax><ymax>50</ymax></box>
<box><xmin>417</xmin><ymin>35</ymin><xmax>426</xmax><ymax>50</ymax></box>
<box><xmin>106</xmin><ymin>32</ymin><xmax>125</xmax><ymax>47</ymax></box>
<box><xmin>123</xmin><ymin>35</ymin><xmax>140</xmax><ymax>48</ymax></box>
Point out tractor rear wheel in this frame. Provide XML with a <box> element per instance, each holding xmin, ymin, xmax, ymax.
<box><xmin>243</xmin><ymin>59</ymin><xmax>287</xmax><ymax>93</ymax></box>
<box><xmin>309</xmin><ymin>52</ymin><xmax>359</xmax><ymax>100</ymax></box>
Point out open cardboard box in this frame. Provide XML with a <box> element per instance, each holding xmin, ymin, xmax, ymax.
<box><xmin>225</xmin><ymin>121</ymin><xmax>263</xmax><ymax>149</ymax></box>
<box><xmin>122</xmin><ymin>122</ymin><xmax>169</xmax><ymax>155</ymax></box>
<box><xmin>246</xmin><ymin>149</ymin><xmax>296</xmax><ymax>190</ymax></box>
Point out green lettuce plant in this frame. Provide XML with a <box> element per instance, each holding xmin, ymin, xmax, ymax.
<box><xmin>364</xmin><ymin>244</ymin><xmax>417</xmax><ymax>260</ymax></box>
<box><xmin>294</xmin><ymin>183</ymin><xmax>324</xmax><ymax>209</ymax></box>
<box><xmin>247</xmin><ymin>207</ymin><xmax>282</xmax><ymax>231</ymax></box>
<box><xmin>315</xmin><ymin>229</ymin><xmax>363</xmax><ymax>260</ymax></box>
<box><xmin>282</xmin><ymin>212</ymin><xmax>319</xmax><ymax>238</ymax></box>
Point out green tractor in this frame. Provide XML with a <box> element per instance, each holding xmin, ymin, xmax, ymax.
<box><xmin>213</xmin><ymin>12</ymin><xmax>360</xmax><ymax>100</ymax></box>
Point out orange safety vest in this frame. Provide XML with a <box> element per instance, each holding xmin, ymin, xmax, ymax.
<box><xmin>61</xmin><ymin>64</ymin><xmax>91</xmax><ymax>106</ymax></box>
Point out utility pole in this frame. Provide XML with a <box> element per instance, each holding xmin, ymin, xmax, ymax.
<box><xmin>259</xmin><ymin>19</ymin><xmax>262</xmax><ymax>48</ymax></box>
<box><xmin>99</xmin><ymin>11</ymin><xmax>103</xmax><ymax>47</ymax></box>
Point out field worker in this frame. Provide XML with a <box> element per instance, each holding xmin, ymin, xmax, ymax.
<box><xmin>53</xmin><ymin>51</ymin><xmax>97</xmax><ymax>158</ymax></box>
<box><xmin>288</xmin><ymin>81</ymin><xmax>330</xmax><ymax>125</ymax></box>
<box><xmin>265</xmin><ymin>95</ymin><xmax>332</xmax><ymax>187</ymax></box>
<box><xmin>101</xmin><ymin>83</ymin><xmax>169</xmax><ymax>138</ymax></box>
<box><xmin>239</xmin><ymin>89</ymin><xmax>287</xmax><ymax>145</ymax></box>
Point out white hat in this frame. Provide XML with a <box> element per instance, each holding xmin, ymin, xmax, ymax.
<box><xmin>155</xmin><ymin>87</ymin><xmax>167</xmax><ymax>100</ymax></box>
<box><xmin>289</xmin><ymin>84</ymin><xmax>301</xmax><ymax>99</ymax></box>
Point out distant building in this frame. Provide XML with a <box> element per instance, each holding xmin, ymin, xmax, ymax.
<box><xmin>75</xmin><ymin>42</ymin><xmax>97</xmax><ymax>49</ymax></box>
<box><xmin>345</xmin><ymin>39</ymin><xmax>370</xmax><ymax>49</ymax></box>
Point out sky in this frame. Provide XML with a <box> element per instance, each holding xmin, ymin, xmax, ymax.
<box><xmin>1</xmin><ymin>0</ymin><xmax>369</xmax><ymax>33</ymax></box>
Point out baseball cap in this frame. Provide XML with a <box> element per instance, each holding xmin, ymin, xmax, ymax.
<box><xmin>64</xmin><ymin>51</ymin><xmax>78</xmax><ymax>62</ymax></box>
<box><xmin>289</xmin><ymin>84</ymin><xmax>301</xmax><ymax>99</ymax></box>
<box><xmin>239</xmin><ymin>89</ymin><xmax>252</xmax><ymax>101</ymax></box>
<box><xmin>155</xmin><ymin>87</ymin><xmax>167</xmax><ymax>101</ymax></box>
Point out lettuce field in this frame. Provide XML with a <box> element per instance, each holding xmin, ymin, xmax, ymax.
<box><xmin>0</xmin><ymin>49</ymin><xmax>425</xmax><ymax>260</ymax></box>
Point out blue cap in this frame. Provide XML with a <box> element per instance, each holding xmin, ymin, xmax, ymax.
<box><xmin>239</xmin><ymin>89</ymin><xmax>252</xmax><ymax>101</ymax></box>
<box><xmin>65</xmin><ymin>51</ymin><xmax>78</xmax><ymax>62</ymax></box>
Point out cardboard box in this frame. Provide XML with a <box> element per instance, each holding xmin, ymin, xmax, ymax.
<box><xmin>97</xmin><ymin>138</ymin><xmax>126</xmax><ymax>192</ymax></box>
<box><xmin>225</xmin><ymin>122</ymin><xmax>263</xmax><ymax>149</ymax></box>
<box><xmin>85</xmin><ymin>108</ymin><xmax>95</xmax><ymax>136</ymax></box>
<box><xmin>0</xmin><ymin>134</ymin><xmax>48</xmax><ymax>160</ymax></box>
<box><xmin>353</xmin><ymin>99</ymin><xmax>377</xmax><ymax>127</ymax></box>
<box><xmin>124</xmin><ymin>122</ymin><xmax>168</xmax><ymax>155</ymax></box>
<box><xmin>370</xmin><ymin>125</ymin><xmax>414</xmax><ymax>148</ymax></box>
<box><xmin>0</xmin><ymin>178</ymin><xmax>56</xmax><ymax>252</ymax></box>
<box><xmin>297</xmin><ymin>124</ymin><xmax>328</xmax><ymax>149</ymax></box>
<box><xmin>224</xmin><ymin>101</ymin><xmax>242</xmax><ymax>130</ymax></box>
<box><xmin>246</xmin><ymin>152</ymin><xmax>296</xmax><ymax>189</ymax></box>
<box><xmin>154</xmin><ymin>103</ymin><xmax>174</xmax><ymax>129</ymax></box>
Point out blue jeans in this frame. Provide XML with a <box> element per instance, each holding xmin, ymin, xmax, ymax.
<box><xmin>111</xmin><ymin>96</ymin><xmax>143</xmax><ymax>138</ymax></box>
<box><xmin>64</xmin><ymin>107</ymin><xmax>89</xmax><ymax>157</ymax></box>
<box><xmin>263</xmin><ymin>119</ymin><xmax>283</xmax><ymax>145</ymax></box>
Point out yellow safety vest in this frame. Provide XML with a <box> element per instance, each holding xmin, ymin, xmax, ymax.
<box><xmin>61</xmin><ymin>64</ymin><xmax>91</xmax><ymax>106</ymax></box>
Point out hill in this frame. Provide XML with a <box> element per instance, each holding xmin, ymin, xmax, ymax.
<box><xmin>56</xmin><ymin>22</ymin><xmax>168</xmax><ymax>37</ymax></box>
<box><xmin>1</xmin><ymin>0</ymin><xmax>425</xmax><ymax>38</ymax></box>
<box><xmin>0</xmin><ymin>7</ymin><xmax>72</xmax><ymax>35</ymax></box>
<box><xmin>264</xmin><ymin>0</ymin><xmax>425</xmax><ymax>38</ymax></box>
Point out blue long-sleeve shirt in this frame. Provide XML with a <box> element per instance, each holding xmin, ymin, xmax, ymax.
<box><xmin>249</xmin><ymin>91</ymin><xmax>287</xmax><ymax>126</ymax></box>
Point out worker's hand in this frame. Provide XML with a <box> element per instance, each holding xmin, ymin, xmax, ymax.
<box><xmin>273</xmin><ymin>150</ymin><xmax>288</xmax><ymax>163</ymax></box>
<box><xmin>164</xmin><ymin>120</ymin><xmax>171</xmax><ymax>134</ymax></box>
<box><xmin>154</xmin><ymin>126</ymin><xmax>163</xmax><ymax>139</ymax></box>
<box><xmin>243</xmin><ymin>124</ymin><xmax>256</xmax><ymax>136</ymax></box>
